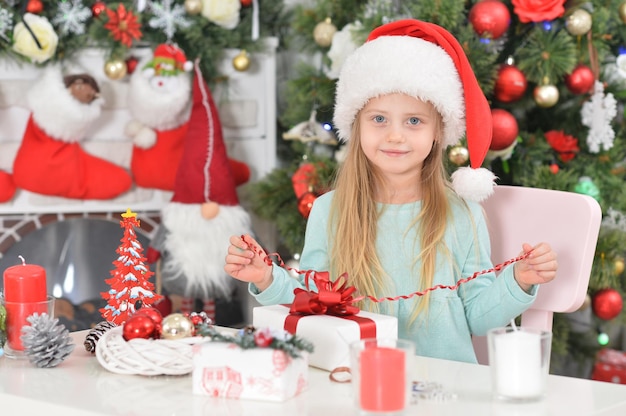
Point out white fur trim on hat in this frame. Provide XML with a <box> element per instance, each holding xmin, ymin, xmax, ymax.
<box><xmin>450</xmin><ymin>166</ymin><xmax>496</xmax><ymax>202</ymax></box>
<box><xmin>333</xmin><ymin>35</ymin><xmax>464</xmax><ymax>146</ymax></box>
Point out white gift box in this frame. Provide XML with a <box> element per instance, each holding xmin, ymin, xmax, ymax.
<box><xmin>192</xmin><ymin>342</ymin><xmax>309</xmax><ymax>402</ymax></box>
<box><xmin>253</xmin><ymin>305</ymin><xmax>398</xmax><ymax>371</ymax></box>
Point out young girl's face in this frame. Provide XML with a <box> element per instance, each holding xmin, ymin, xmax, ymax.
<box><xmin>358</xmin><ymin>93</ymin><xmax>438</xmax><ymax>180</ymax></box>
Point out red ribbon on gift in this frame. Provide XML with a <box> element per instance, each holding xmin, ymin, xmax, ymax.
<box><xmin>283</xmin><ymin>270</ymin><xmax>376</xmax><ymax>339</ymax></box>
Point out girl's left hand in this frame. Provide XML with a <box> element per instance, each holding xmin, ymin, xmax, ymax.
<box><xmin>513</xmin><ymin>242</ymin><xmax>558</xmax><ymax>293</ymax></box>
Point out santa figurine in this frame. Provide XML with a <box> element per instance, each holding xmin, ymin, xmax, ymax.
<box><xmin>147</xmin><ymin>59</ymin><xmax>253</xmax><ymax>324</ymax></box>
<box><xmin>126</xmin><ymin>43</ymin><xmax>194</xmax><ymax>191</ymax></box>
<box><xmin>12</xmin><ymin>67</ymin><xmax>132</xmax><ymax>199</ymax></box>
<box><xmin>0</xmin><ymin>170</ymin><xmax>16</xmax><ymax>202</ymax></box>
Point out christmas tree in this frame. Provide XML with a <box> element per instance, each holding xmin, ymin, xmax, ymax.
<box><xmin>246</xmin><ymin>0</ymin><xmax>626</xmax><ymax>377</ymax></box>
<box><xmin>100</xmin><ymin>209</ymin><xmax>162</xmax><ymax>325</ymax></box>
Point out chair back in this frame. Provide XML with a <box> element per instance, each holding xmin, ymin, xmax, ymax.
<box><xmin>472</xmin><ymin>185</ymin><xmax>602</xmax><ymax>364</ymax></box>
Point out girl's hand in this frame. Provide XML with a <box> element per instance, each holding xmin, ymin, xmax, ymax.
<box><xmin>513</xmin><ymin>242</ymin><xmax>558</xmax><ymax>293</ymax></box>
<box><xmin>224</xmin><ymin>234</ymin><xmax>273</xmax><ymax>291</ymax></box>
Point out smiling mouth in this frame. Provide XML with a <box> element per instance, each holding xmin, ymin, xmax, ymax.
<box><xmin>381</xmin><ymin>149</ymin><xmax>408</xmax><ymax>157</ymax></box>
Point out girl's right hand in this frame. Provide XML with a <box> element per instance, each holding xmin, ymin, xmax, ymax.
<box><xmin>224</xmin><ymin>234</ymin><xmax>273</xmax><ymax>291</ymax></box>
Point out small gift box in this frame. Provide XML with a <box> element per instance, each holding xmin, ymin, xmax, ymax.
<box><xmin>192</xmin><ymin>342</ymin><xmax>309</xmax><ymax>401</ymax></box>
<box><xmin>591</xmin><ymin>348</ymin><xmax>626</xmax><ymax>384</ymax></box>
<box><xmin>253</xmin><ymin>271</ymin><xmax>398</xmax><ymax>372</ymax></box>
<box><xmin>253</xmin><ymin>305</ymin><xmax>397</xmax><ymax>371</ymax></box>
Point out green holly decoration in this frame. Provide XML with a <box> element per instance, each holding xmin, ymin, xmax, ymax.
<box><xmin>574</xmin><ymin>176</ymin><xmax>601</xmax><ymax>202</ymax></box>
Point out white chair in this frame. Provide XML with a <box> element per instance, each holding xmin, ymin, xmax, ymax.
<box><xmin>472</xmin><ymin>185</ymin><xmax>602</xmax><ymax>364</ymax></box>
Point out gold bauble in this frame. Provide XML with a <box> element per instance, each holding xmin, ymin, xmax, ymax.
<box><xmin>620</xmin><ymin>2</ymin><xmax>626</xmax><ymax>24</ymax></box>
<box><xmin>313</xmin><ymin>17</ymin><xmax>337</xmax><ymax>48</ymax></box>
<box><xmin>578</xmin><ymin>293</ymin><xmax>592</xmax><ymax>311</ymax></box>
<box><xmin>533</xmin><ymin>85</ymin><xmax>559</xmax><ymax>108</ymax></box>
<box><xmin>565</xmin><ymin>9</ymin><xmax>592</xmax><ymax>36</ymax></box>
<box><xmin>448</xmin><ymin>145</ymin><xmax>469</xmax><ymax>166</ymax></box>
<box><xmin>104</xmin><ymin>58</ymin><xmax>127</xmax><ymax>80</ymax></box>
<box><xmin>161</xmin><ymin>313</ymin><xmax>194</xmax><ymax>340</ymax></box>
<box><xmin>184</xmin><ymin>0</ymin><xmax>202</xmax><ymax>15</ymax></box>
<box><xmin>232</xmin><ymin>50</ymin><xmax>251</xmax><ymax>72</ymax></box>
<box><xmin>615</xmin><ymin>258</ymin><xmax>625</xmax><ymax>275</ymax></box>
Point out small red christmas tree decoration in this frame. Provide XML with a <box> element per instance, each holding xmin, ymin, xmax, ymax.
<box><xmin>100</xmin><ymin>209</ymin><xmax>162</xmax><ymax>325</ymax></box>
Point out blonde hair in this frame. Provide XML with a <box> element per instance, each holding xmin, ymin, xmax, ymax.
<box><xmin>329</xmin><ymin>104</ymin><xmax>456</xmax><ymax>323</ymax></box>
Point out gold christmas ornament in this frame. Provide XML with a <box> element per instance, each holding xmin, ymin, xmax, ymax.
<box><xmin>565</xmin><ymin>9</ymin><xmax>593</xmax><ymax>36</ymax></box>
<box><xmin>533</xmin><ymin>84</ymin><xmax>559</xmax><ymax>108</ymax></box>
<box><xmin>313</xmin><ymin>17</ymin><xmax>337</xmax><ymax>48</ymax></box>
<box><xmin>448</xmin><ymin>145</ymin><xmax>469</xmax><ymax>166</ymax></box>
<box><xmin>184</xmin><ymin>0</ymin><xmax>202</xmax><ymax>15</ymax></box>
<box><xmin>104</xmin><ymin>58</ymin><xmax>127</xmax><ymax>80</ymax></box>
<box><xmin>161</xmin><ymin>313</ymin><xmax>194</xmax><ymax>340</ymax></box>
<box><xmin>578</xmin><ymin>294</ymin><xmax>592</xmax><ymax>311</ymax></box>
<box><xmin>620</xmin><ymin>2</ymin><xmax>626</xmax><ymax>24</ymax></box>
<box><xmin>615</xmin><ymin>258</ymin><xmax>625</xmax><ymax>275</ymax></box>
<box><xmin>232</xmin><ymin>50</ymin><xmax>251</xmax><ymax>72</ymax></box>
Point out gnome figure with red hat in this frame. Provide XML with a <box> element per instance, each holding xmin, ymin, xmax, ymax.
<box><xmin>12</xmin><ymin>67</ymin><xmax>132</xmax><ymax>199</ymax></box>
<box><xmin>126</xmin><ymin>43</ymin><xmax>194</xmax><ymax>191</ymax></box>
<box><xmin>146</xmin><ymin>60</ymin><xmax>253</xmax><ymax>323</ymax></box>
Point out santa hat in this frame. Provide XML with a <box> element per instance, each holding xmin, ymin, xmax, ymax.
<box><xmin>333</xmin><ymin>19</ymin><xmax>495</xmax><ymax>201</ymax></box>
<box><xmin>171</xmin><ymin>59</ymin><xmax>239</xmax><ymax>206</ymax></box>
<box><xmin>143</xmin><ymin>43</ymin><xmax>193</xmax><ymax>77</ymax></box>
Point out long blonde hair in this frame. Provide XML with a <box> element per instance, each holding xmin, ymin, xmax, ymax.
<box><xmin>328</xmin><ymin>106</ymin><xmax>453</xmax><ymax>322</ymax></box>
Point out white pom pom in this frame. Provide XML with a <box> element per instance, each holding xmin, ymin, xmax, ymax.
<box><xmin>183</xmin><ymin>61</ymin><xmax>193</xmax><ymax>72</ymax></box>
<box><xmin>451</xmin><ymin>167</ymin><xmax>497</xmax><ymax>202</ymax></box>
<box><xmin>142</xmin><ymin>67</ymin><xmax>155</xmax><ymax>78</ymax></box>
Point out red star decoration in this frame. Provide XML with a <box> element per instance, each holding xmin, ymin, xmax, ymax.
<box><xmin>104</xmin><ymin>4</ymin><xmax>142</xmax><ymax>47</ymax></box>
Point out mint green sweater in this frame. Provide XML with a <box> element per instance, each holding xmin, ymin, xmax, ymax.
<box><xmin>250</xmin><ymin>191</ymin><xmax>537</xmax><ymax>363</ymax></box>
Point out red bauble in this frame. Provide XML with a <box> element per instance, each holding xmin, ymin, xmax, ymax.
<box><xmin>26</xmin><ymin>0</ymin><xmax>43</xmax><ymax>14</ymax></box>
<box><xmin>592</xmin><ymin>288</ymin><xmax>624</xmax><ymax>320</ymax></box>
<box><xmin>241</xmin><ymin>0</ymin><xmax>253</xmax><ymax>6</ymax></box>
<box><xmin>153</xmin><ymin>296</ymin><xmax>173</xmax><ymax>317</ymax></box>
<box><xmin>564</xmin><ymin>64</ymin><xmax>595</xmax><ymax>95</ymax></box>
<box><xmin>298</xmin><ymin>192</ymin><xmax>317</xmax><ymax>218</ymax></box>
<box><xmin>134</xmin><ymin>306</ymin><xmax>163</xmax><ymax>325</ymax></box>
<box><xmin>494</xmin><ymin>65</ymin><xmax>527</xmax><ymax>103</ymax></box>
<box><xmin>125</xmin><ymin>56</ymin><xmax>139</xmax><ymax>74</ymax></box>
<box><xmin>490</xmin><ymin>109</ymin><xmax>519</xmax><ymax>150</ymax></box>
<box><xmin>92</xmin><ymin>1</ymin><xmax>107</xmax><ymax>17</ymax></box>
<box><xmin>468</xmin><ymin>0</ymin><xmax>511</xmax><ymax>39</ymax></box>
<box><xmin>123</xmin><ymin>315</ymin><xmax>157</xmax><ymax>340</ymax></box>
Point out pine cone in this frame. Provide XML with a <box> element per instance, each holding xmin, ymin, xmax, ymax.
<box><xmin>21</xmin><ymin>313</ymin><xmax>75</xmax><ymax>368</ymax></box>
<box><xmin>84</xmin><ymin>321</ymin><xmax>117</xmax><ymax>353</ymax></box>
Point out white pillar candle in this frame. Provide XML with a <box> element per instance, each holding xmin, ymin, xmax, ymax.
<box><xmin>493</xmin><ymin>329</ymin><xmax>544</xmax><ymax>399</ymax></box>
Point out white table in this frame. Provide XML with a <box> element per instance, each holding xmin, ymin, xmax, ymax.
<box><xmin>1</xmin><ymin>331</ymin><xmax>626</xmax><ymax>416</ymax></box>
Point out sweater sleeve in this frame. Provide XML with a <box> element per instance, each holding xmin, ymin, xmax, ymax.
<box><xmin>248</xmin><ymin>192</ymin><xmax>334</xmax><ymax>305</ymax></box>
<box><xmin>456</xmin><ymin>202</ymin><xmax>538</xmax><ymax>336</ymax></box>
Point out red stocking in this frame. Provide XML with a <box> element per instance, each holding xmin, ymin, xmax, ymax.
<box><xmin>0</xmin><ymin>170</ymin><xmax>16</xmax><ymax>202</ymax></box>
<box><xmin>13</xmin><ymin>116</ymin><xmax>132</xmax><ymax>199</ymax></box>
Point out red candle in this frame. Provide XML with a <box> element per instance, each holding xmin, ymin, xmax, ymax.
<box><xmin>359</xmin><ymin>346</ymin><xmax>406</xmax><ymax>412</ymax></box>
<box><xmin>2</xmin><ymin>258</ymin><xmax>48</xmax><ymax>351</ymax></box>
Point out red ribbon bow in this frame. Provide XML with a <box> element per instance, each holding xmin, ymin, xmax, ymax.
<box><xmin>289</xmin><ymin>271</ymin><xmax>361</xmax><ymax>316</ymax></box>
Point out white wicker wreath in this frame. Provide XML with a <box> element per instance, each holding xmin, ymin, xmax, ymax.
<box><xmin>95</xmin><ymin>326</ymin><xmax>208</xmax><ymax>376</ymax></box>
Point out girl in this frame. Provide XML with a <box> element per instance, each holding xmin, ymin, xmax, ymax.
<box><xmin>224</xmin><ymin>19</ymin><xmax>558</xmax><ymax>363</ymax></box>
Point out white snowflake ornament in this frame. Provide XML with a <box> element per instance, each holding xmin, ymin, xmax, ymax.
<box><xmin>52</xmin><ymin>1</ymin><xmax>92</xmax><ymax>35</ymax></box>
<box><xmin>581</xmin><ymin>81</ymin><xmax>617</xmax><ymax>153</ymax></box>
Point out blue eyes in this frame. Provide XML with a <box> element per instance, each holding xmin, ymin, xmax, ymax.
<box><xmin>372</xmin><ymin>115</ymin><xmax>421</xmax><ymax>125</ymax></box>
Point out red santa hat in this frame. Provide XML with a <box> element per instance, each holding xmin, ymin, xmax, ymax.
<box><xmin>333</xmin><ymin>19</ymin><xmax>495</xmax><ymax>201</ymax></box>
<box><xmin>143</xmin><ymin>43</ymin><xmax>193</xmax><ymax>77</ymax></box>
<box><xmin>171</xmin><ymin>59</ymin><xmax>239</xmax><ymax>206</ymax></box>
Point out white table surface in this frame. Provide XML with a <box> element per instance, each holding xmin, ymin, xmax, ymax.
<box><xmin>2</xmin><ymin>330</ymin><xmax>626</xmax><ymax>416</ymax></box>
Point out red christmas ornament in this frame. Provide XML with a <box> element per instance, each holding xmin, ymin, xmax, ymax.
<box><xmin>92</xmin><ymin>1</ymin><xmax>107</xmax><ymax>17</ymax></box>
<box><xmin>468</xmin><ymin>0</ymin><xmax>511</xmax><ymax>39</ymax></box>
<box><xmin>153</xmin><ymin>296</ymin><xmax>173</xmax><ymax>317</ymax></box>
<box><xmin>123</xmin><ymin>315</ymin><xmax>158</xmax><ymax>340</ymax></box>
<box><xmin>298</xmin><ymin>192</ymin><xmax>317</xmax><ymax>218</ymax></box>
<box><xmin>133</xmin><ymin>307</ymin><xmax>163</xmax><ymax>325</ymax></box>
<box><xmin>564</xmin><ymin>64</ymin><xmax>595</xmax><ymax>95</ymax></box>
<box><xmin>592</xmin><ymin>288</ymin><xmax>624</xmax><ymax>320</ymax></box>
<box><xmin>125</xmin><ymin>56</ymin><xmax>139</xmax><ymax>74</ymax></box>
<box><xmin>494</xmin><ymin>64</ymin><xmax>527</xmax><ymax>103</ymax></box>
<box><xmin>241</xmin><ymin>0</ymin><xmax>253</xmax><ymax>6</ymax></box>
<box><xmin>26</xmin><ymin>0</ymin><xmax>43</xmax><ymax>14</ymax></box>
<box><xmin>549</xmin><ymin>163</ymin><xmax>559</xmax><ymax>174</ymax></box>
<box><xmin>490</xmin><ymin>109</ymin><xmax>519</xmax><ymax>150</ymax></box>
